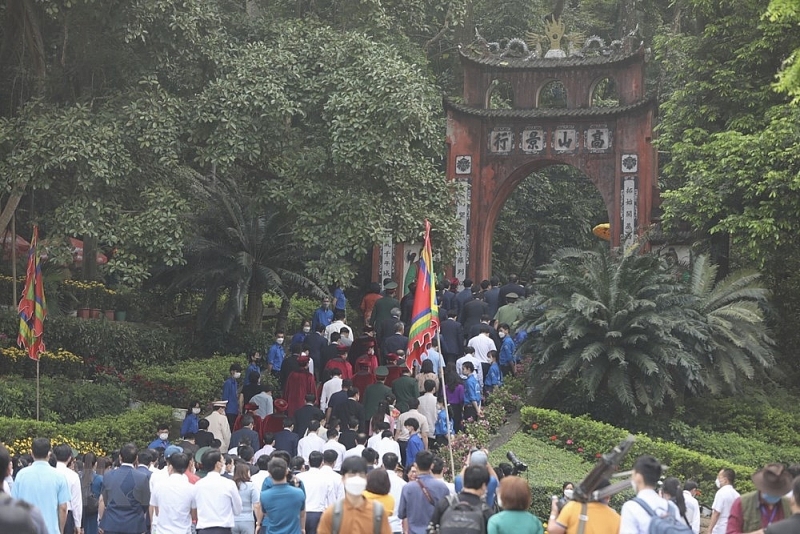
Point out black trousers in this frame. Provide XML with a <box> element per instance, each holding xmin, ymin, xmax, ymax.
<box><xmin>64</xmin><ymin>511</ymin><xmax>75</xmax><ymax>534</ymax></box>
<box><xmin>398</xmin><ymin>439</ymin><xmax>408</xmax><ymax>466</ymax></box>
<box><xmin>306</xmin><ymin>511</ymin><xmax>323</xmax><ymax>534</ymax></box>
<box><xmin>197</xmin><ymin>528</ymin><xmax>232</xmax><ymax>534</ymax></box>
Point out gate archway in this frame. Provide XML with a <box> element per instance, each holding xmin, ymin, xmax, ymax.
<box><xmin>445</xmin><ymin>31</ymin><xmax>658</xmax><ymax>281</ymax></box>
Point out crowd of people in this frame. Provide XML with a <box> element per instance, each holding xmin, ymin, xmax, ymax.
<box><xmin>2</xmin><ymin>277</ymin><xmax>800</xmax><ymax>534</ymax></box>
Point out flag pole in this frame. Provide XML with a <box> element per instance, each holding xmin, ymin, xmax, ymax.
<box><xmin>36</xmin><ymin>359</ymin><xmax>40</xmax><ymax>421</ymax></box>
<box><xmin>437</xmin><ymin>327</ymin><xmax>457</xmax><ymax>479</ymax></box>
<box><xmin>10</xmin><ymin>214</ymin><xmax>17</xmax><ymax>307</ymax></box>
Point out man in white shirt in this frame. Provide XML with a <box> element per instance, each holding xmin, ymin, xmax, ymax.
<box><xmin>254</xmin><ymin>433</ymin><xmax>276</xmax><ymax>461</ymax></box>
<box><xmin>456</xmin><ymin>348</ymin><xmax>483</xmax><ymax>385</ymax></box>
<box><xmin>150</xmin><ymin>452</ymin><xmax>197</xmax><ymax>534</ymax></box>
<box><xmin>467</xmin><ymin>325</ymin><xmax>497</xmax><ymax>378</ymax></box>
<box><xmin>377</xmin><ymin>431</ymin><xmax>401</xmax><ymax>465</ymax></box>
<box><xmin>422</xmin><ymin>340</ymin><xmax>445</xmax><ymax>375</ymax></box>
<box><xmin>683</xmin><ymin>480</ymin><xmax>701</xmax><ymax>534</ymax></box>
<box><xmin>417</xmin><ymin>380</ymin><xmax>438</xmax><ymax>441</ymax></box>
<box><xmin>53</xmin><ymin>444</ymin><xmax>82</xmax><ymax>534</ymax></box>
<box><xmin>322</xmin><ymin>429</ymin><xmax>347</xmax><ymax>472</ymax></box>
<box><xmin>324</xmin><ymin>310</ymin><xmax>352</xmax><ymax>342</ymax></box>
<box><xmin>296</xmin><ymin>451</ymin><xmax>343</xmax><ymax>534</ymax></box>
<box><xmin>251</xmin><ymin>456</ymin><xmax>271</xmax><ymax>492</ymax></box>
<box><xmin>708</xmin><ymin>468</ymin><xmax>740</xmax><ymax>534</ymax></box>
<box><xmin>251</xmin><ymin>384</ymin><xmax>274</xmax><ymax>418</ymax></box>
<box><xmin>193</xmin><ymin>449</ymin><xmax>242</xmax><ymax>531</ymax></box>
<box><xmin>298</xmin><ymin>421</ymin><xmax>327</xmax><ymax>463</ymax></box>
<box><xmin>395</xmin><ymin>400</ymin><xmax>430</xmax><ymax>449</ymax></box>
<box><xmin>383</xmin><ymin>452</ymin><xmax>407</xmax><ymax>534</ymax></box>
<box><xmin>320</xmin><ymin>368</ymin><xmax>343</xmax><ymax>411</ymax></box>
<box><xmin>619</xmin><ymin>455</ymin><xmax>681</xmax><ymax>534</ymax></box>
<box><xmin>343</xmin><ymin>434</ymin><xmax>368</xmax><ymax>461</ymax></box>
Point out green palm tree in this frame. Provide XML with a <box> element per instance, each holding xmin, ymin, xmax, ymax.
<box><xmin>171</xmin><ymin>178</ymin><xmax>325</xmax><ymax>332</ymax></box>
<box><xmin>520</xmin><ymin>245</ymin><xmax>699</xmax><ymax>415</ymax></box>
<box><xmin>679</xmin><ymin>254</ymin><xmax>775</xmax><ymax>393</ymax></box>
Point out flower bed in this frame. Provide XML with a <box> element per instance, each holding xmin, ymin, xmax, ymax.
<box><xmin>0</xmin><ymin>346</ymin><xmax>83</xmax><ymax>378</ymax></box>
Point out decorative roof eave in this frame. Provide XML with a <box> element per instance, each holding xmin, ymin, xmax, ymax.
<box><xmin>458</xmin><ymin>45</ymin><xmax>644</xmax><ymax>70</ymax></box>
<box><xmin>443</xmin><ymin>97</ymin><xmax>655</xmax><ymax>120</ymax></box>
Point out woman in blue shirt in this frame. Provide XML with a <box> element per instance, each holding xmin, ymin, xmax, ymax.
<box><xmin>290</xmin><ymin>320</ymin><xmax>312</xmax><ymax>346</ymax></box>
<box><xmin>181</xmin><ymin>400</ymin><xmax>202</xmax><ymax>437</ymax></box>
<box><xmin>484</xmin><ymin>350</ymin><xmax>503</xmax><ymax>394</ymax></box>
<box><xmin>462</xmin><ymin>361</ymin><xmax>483</xmax><ymax>421</ymax></box>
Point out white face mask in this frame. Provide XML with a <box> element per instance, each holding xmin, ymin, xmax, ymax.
<box><xmin>276</xmin><ymin>338</ymin><xmax>284</xmax><ymax>344</ymax></box>
<box><xmin>159</xmin><ymin>433</ymin><xmax>169</xmax><ymax>441</ymax></box>
<box><xmin>233</xmin><ymin>372</ymin><xmax>242</xmax><ymax>379</ymax></box>
<box><xmin>192</xmin><ymin>408</ymin><xmax>201</xmax><ymax>414</ymax></box>
<box><xmin>564</xmin><ymin>489</ymin><xmax>574</xmax><ymax>499</ymax></box>
<box><xmin>630</xmin><ymin>480</ymin><xmax>638</xmax><ymax>493</ymax></box>
<box><xmin>303</xmin><ymin>326</ymin><xmax>311</xmax><ymax>333</ymax></box>
<box><xmin>499</xmin><ymin>331</ymin><xmax>506</xmax><ymax>338</ymax></box>
<box><xmin>715</xmin><ymin>478</ymin><xmax>722</xmax><ymax>488</ymax></box>
<box><xmin>343</xmin><ymin>475</ymin><xmax>367</xmax><ymax>496</ymax></box>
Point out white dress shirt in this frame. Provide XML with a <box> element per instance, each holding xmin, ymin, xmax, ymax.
<box><xmin>194</xmin><ymin>471</ymin><xmax>242</xmax><ymax>529</ymax></box>
<box><xmin>324</xmin><ymin>321</ymin><xmax>352</xmax><ymax>342</ymax></box>
<box><xmin>395</xmin><ymin>410</ymin><xmax>430</xmax><ymax>441</ymax></box>
<box><xmin>456</xmin><ymin>354</ymin><xmax>484</xmax><ymax>384</ymax></box>
<box><xmin>367</xmin><ymin>433</ymin><xmax>382</xmax><ymax>451</ymax></box>
<box><xmin>386</xmin><ymin>470</ymin><xmax>407</xmax><ymax>533</ymax></box>
<box><xmin>296</xmin><ymin>467</ymin><xmax>343</xmax><ymax>513</ymax></box>
<box><xmin>619</xmin><ymin>488</ymin><xmax>681</xmax><ymax>534</ymax></box>
<box><xmin>254</xmin><ymin>444</ymin><xmax>275</xmax><ymax>460</ymax></box>
<box><xmin>711</xmin><ymin>484</ymin><xmax>740</xmax><ymax>534</ymax></box>
<box><xmin>56</xmin><ymin>462</ymin><xmax>83</xmax><ymax>526</ymax></box>
<box><xmin>251</xmin><ymin>470</ymin><xmax>270</xmax><ymax>493</ymax></box>
<box><xmin>343</xmin><ymin>445</ymin><xmax>365</xmax><ymax>460</ymax></box>
<box><xmin>683</xmin><ymin>490</ymin><xmax>701</xmax><ymax>534</ymax></box>
<box><xmin>320</xmin><ymin>377</ymin><xmax>343</xmax><ymax>411</ymax></box>
<box><xmin>298</xmin><ymin>433</ymin><xmax>327</xmax><ymax>463</ymax></box>
<box><xmin>377</xmin><ymin>437</ymin><xmax>401</xmax><ymax>461</ymax></box>
<box><xmin>322</xmin><ymin>440</ymin><xmax>347</xmax><ymax>471</ymax></box>
<box><xmin>467</xmin><ymin>334</ymin><xmax>496</xmax><ymax>364</ymax></box>
<box><xmin>150</xmin><ymin>473</ymin><xmax>197</xmax><ymax>534</ymax></box>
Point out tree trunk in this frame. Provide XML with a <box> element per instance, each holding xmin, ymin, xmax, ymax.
<box><xmin>0</xmin><ymin>188</ymin><xmax>24</xmax><ymax>238</ymax></box>
<box><xmin>245</xmin><ymin>285</ymin><xmax>264</xmax><ymax>332</ymax></box>
<box><xmin>82</xmin><ymin>234</ymin><xmax>97</xmax><ymax>281</ymax></box>
<box><xmin>275</xmin><ymin>297</ymin><xmax>291</xmax><ymax>333</ymax></box>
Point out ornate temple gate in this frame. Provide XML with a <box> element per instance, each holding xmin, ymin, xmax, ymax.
<box><xmin>445</xmin><ymin>25</ymin><xmax>659</xmax><ymax>282</ymax></box>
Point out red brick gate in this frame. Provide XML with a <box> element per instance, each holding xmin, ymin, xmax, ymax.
<box><xmin>445</xmin><ymin>34</ymin><xmax>658</xmax><ymax>281</ymax></box>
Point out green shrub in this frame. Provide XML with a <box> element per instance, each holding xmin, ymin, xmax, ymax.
<box><xmin>125</xmin><ymin>354</ymin><xmax>280</xmax><ymax>408</ymax></box>
<box><xmin>0</xmin><ymin>312</ymin><xmax>188</xmax><ymax>370</ymax></box>
<box><xmin>0</xmin><ymin>404</ymin><xmax>173</xmax><ymax>452</ymax></box>
<box><xmin>0</xmin><ymin>375</ymin><xmax>130</xmax><ymax>423</ymax></box>
<box><xmin>521</xmin><ymin>406</ymin><xmax>757</xmax><ymax>503</ymax></box>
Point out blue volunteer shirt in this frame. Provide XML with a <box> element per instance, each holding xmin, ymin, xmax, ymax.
<box><xmin>311</xmin><ymin>307</ymin><xmax>333</xmax><ymax>331</ymax></box>
<box><xmin>405</xmin><ymin>433</ymin><xmax>425</xmax><ymax>470</ymax></box>
<box><xmin>333</xmin><ymin>287</ymin><xmax>347</xmax><ymax>311</ymax></box>
<box><xmin>267</xmin><ymin>343</ymin><xmax>285</xmax><ymax>372</ymax></box>
<box><xmin>223</xmin><ymin>376</ymin><xmax>239</xmax><ymax>414</ymax></box>
<box><xmin>484</xmin><ymin>362</ymin><xmax>503</xmax><ymax>387</ymax></box>
<box><xmin>464</xmin><ymin>373</ymin><xmax>482</xmax><ymax>405</ymax></box>
<box><xmin>499</xmin><ymin>335</ymin><xmax>517</xmax><ymax>366</ymax></box>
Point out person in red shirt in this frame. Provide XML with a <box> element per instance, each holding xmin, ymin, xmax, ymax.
<box><xmin>726</xmin><ymin>463</ymin><xmax>793</xmax><ymax>534</ymax></box>
<box><xmin>325</xmin><ymin>345</ymin><xmax>353</xmax><ymax>380</ymax></box>
<box><xmin>352</xmin><ymin>362</ymin><xmax>376</xmax><ymax>399</ymax></box>
<box><xmin>284</xmin><ymin>355</ymin><xmax>317</xmax><ymax>416</ymax></box>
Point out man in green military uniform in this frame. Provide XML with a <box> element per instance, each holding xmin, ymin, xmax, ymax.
<box><xmin>362</xmin><ymin>366</ymin><xmax>392</xmax><ymax>420</ymax></box>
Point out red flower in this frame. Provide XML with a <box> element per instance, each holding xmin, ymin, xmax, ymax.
<box><xmin>595</xmin><ymin>453</ymin><xmax>602</xmax><ymax>458</ymax></box>
<box><xmin>531</xmin><ymin>423</ymin><xmax>539</xmax><ymax>430</ymax></box>
<box><xmin>577</xmin><ymin>448</ymin><xmax>584</xmax><ymax>453</ymax></box>
<box><xmin>566</xmin><ymin>439</ymin><xmax>574</xmax><ymax>445</ymax></box>
<box><xmin>550</xmin><ymin>435</ymin><xmax>558</xmax><ymax>441</ymax></box>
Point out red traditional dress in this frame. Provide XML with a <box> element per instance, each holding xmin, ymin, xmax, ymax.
<box><xmin>284</xmin><ymin>365</ymin><xmax>317</xmax><ymax>417</ymax></box>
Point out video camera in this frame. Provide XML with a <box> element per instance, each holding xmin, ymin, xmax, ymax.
<box><xmin>506</xmin><ymin>451</ymin><xmax>528</xmax><ymax>475</ymax></box>
<box><xmin>571</xmin><ymin>434</ymin><xmax>636</xmax><ymax>503</ymax></box>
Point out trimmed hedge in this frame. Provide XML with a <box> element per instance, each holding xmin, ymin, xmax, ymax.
<box><xmin>521</xmin><ymin>407</ymin><xmax>756</xmax><ymax>503</ymax></box>
<box><xmin>125</xmin><ymin>354</ymin><xmax>280</xmax><ymax>408</ymax></box>
<box><xmin>0</xmin><ymin>312</ymin><xmax>188</xmax><ymax>370</ymax></box>
<box><xmin>0</xmin><ymin>404</ymin><xmax>173</xmax><ymax>453</ymax></box>
<box><xmin>0</xmin><ymin>375</ymin><xmax>130</xmax><ymax>423</ymax></box>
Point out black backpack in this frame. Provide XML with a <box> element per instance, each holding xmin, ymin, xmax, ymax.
<box><xmin>434</xmin><ymin>494</ymin><xmax>489</xmax><ymax>534</ymax></box>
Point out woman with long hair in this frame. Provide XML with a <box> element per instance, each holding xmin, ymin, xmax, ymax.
<box><xmin>661</xmin><ymin>477</ymin><xmax>691</xmax><ymax>528</ymax></box>
<box><xmin>181</xmin><ymin>400</ymin><xmax>202</xmax><ymax>438</ymax></box>
<box><xmin>443</xmin><ymin>363</ymin><xmax>464</xmax><ymax>432</ymax></box>
<box><xmin>416</xmin><ymin>359</ymin><xmax>438</xmax><ymax>394</ymax></box>
<box><xmin>232</xmin><ymin>462</ymin><xmax>262</xmax><ymax>534</ymax></box>
<box><xmin>363</xmin><ymin>468</ymin><xmax>395</xmax><ymax>513</ymax></box>
<box><xmin>81</xmin><ymin>452</ymin><xmax>103</xmax><ymax>534</ymax></box>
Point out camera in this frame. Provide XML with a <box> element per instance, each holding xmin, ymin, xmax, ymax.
<box><xmin>506</xmin><ymin>451</ymin><xmax>528</xmax><ymax>474</ymax></box>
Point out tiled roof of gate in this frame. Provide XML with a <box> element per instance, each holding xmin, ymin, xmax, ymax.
<box><xmin>459</xmin><ymin>47</ymin><xmax>643</xmax><ymax>69</ymax></box>
<box><xmin>443</xmin><ymin>98</ymin><xmax>655</xmax><ymax>119</ymax></box>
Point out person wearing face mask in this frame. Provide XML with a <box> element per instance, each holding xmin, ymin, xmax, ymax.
<box><xmin>260</xmin><ymin>457</ymin><xmax>306</xmax><ymax>534</ymax></box>
<box><xmin>708</xmin><ymin>468</ymin><xmax>740</xmax><ymax>534</ymax></box>
<box><xmin>224</xmin><ymin>364</ymin><xmax>243</xmax><ymax>431</ymax></box>
<box><xmin>292</xmin><ymin>320</ymin><xmax>314</xmax><ymax>346</ymax></box>
<box><xmin>182</xmin><ymin>401</ymin><xmax>203</xmax><ymax>438</ymax></box>
<box><xmin>725</xmin><ymin>463</ymin><xmax>793</xmax><ymax>534</ymax></box>
<box><xmin>194</xmin><ymin>449</ymin><xmax>242</xmax><ymax>533</ymax></box>
<box><xmin>267</xmin><ymin>332</ymin><xmax>287</xmax><ymax>384</ymax></box>
<box><xmin>496</xmin><ymin>323</ymin><xmax>517</xmax><ymax>377</ymax></box>
<box><xmin>318</xmin><ymin>456</ymin><xmax>391</xmax><ymax>534</ymax></box>
<box><xmin>430</xmin><ymin>464</ymin><xmax>494</xmax><ymax>533</ymax></box>
<box><xmin>149</xmin><ymin>425</ymin><xmax>172</xmax><ymax>450</ymax></box>
<box><xmin>619</xmin><ymin>455</ymin><xmax>681</xmax><ymax>534</ymax></box>
<box><xmin>313</xmin><ymin>298</ymin><xmax>334</xmax><ymax>332</ymax></box>
<box><xmin>548</xmin><ymin>479</ymin><xmax>619</xmax><ymax>534</ymax></box>
<box><xmin>207</xmin><ymin>400</ymin><xmax>233</xmax><ymax>452</ymax></box>
<box><xmin>557</xmin><ymin>481</ymin><xmax>574</xmax><ymax>512</ymax></box>
<box><xmin>764</xmin><ymin>475</ymin><xmax>800</xmax><ymax>534</ymax></box>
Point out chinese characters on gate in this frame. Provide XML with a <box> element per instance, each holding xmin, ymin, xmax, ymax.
<box><xmin>488</xmin><ymin>124</ymin><xmax>612</xmax><ymax>154</ymax></box>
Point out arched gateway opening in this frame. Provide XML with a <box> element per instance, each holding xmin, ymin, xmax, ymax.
<box><xmin>443</xmin><ymin>21</ymin><xmax>658</xmax><ymax>281</ymax></box>
<box><xmin>492</xmin><ymin>165</ymin><xmax>607</xmax><ymax>280</ymax></box>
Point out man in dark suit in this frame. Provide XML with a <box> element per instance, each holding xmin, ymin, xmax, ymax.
<box><xmin>99</xmin><ymin>443</ymin><xmax>150</xmax><ymax>534</ymax></box>
<box><xmin>382</xmin><ymin>322</ymin><xmax>408</xmax><ymax>357</ymax></box>
<box><xmin>454</xmin><ymin>279</ymin><xmax>475</xmax><ymax>317</ymax></box>
<box><xmin>320</xmin><ymin>332</ymin><xmax>342</xmax><ymax>371</ymax></box>
<box><xmin>439</xmin><ymin>310</ymin><xmax>464</xmax><ymax>364</ymax></box>
<box><xmin>331</xmin><ymin>388</ymin><xmax>366</xmax><ymax>434</ymax></box>
<box><xmin>305</xmin><ymin>323</ymin><xmax>328</xmax><ymax>380</ymax></box>
<box><xmin>229</xmin><ymin>414</ymin><xmax>261</xmax><ymax>450</ymax></box>
<box><xmin>499</xmin><ymin>274</ymin><xmax>526</xmax><ymax>302</ymax></box>
<box><xmin>469</xmin><ymin>315</ymin><xmax>502</xmax><ymax>349</ymax></box>
<box><xmin>484</xmin><ymin>277</ymin><xmax>501</xmax><ymax>318</ymax></box>
<box><xmin>293</xmin><ymin>394</ymin><xmax>325</xmax><ymax>438</ymax></box>
<box><xmin>459</xmin><ymin>289</ymin><xmax>487</xmax><ymax>338</ymax></box>
<box><xmin>274</xmin><ymin>418</ymin><xmax>300</xmax><ymax>457</ymax></box>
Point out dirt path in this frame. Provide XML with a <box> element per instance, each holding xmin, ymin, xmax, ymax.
<box><xmin>488</xmin><ymin>410</ymin><xmax>523</xmax><ymax>449</ymax></box>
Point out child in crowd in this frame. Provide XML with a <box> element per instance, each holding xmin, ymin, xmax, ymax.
<box><xmin>484</xmin><ymin>350</ymin><xmax>503</xmax><ymax>394</ymax></box>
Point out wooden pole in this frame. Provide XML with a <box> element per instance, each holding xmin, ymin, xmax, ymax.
<box><xmin>36</xmin><ymin>359</ymin><xmax>40</xmax><ymax>421</ymax></box>
<box><xmin>10</xmin><ymin>214</ymin><xmax>16</xmax><ymax>307</ymax></box>
<box><xmin>437</xmin><ymin>329</ymin><xmax>457</xmax><ymax>479</ymax></box>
